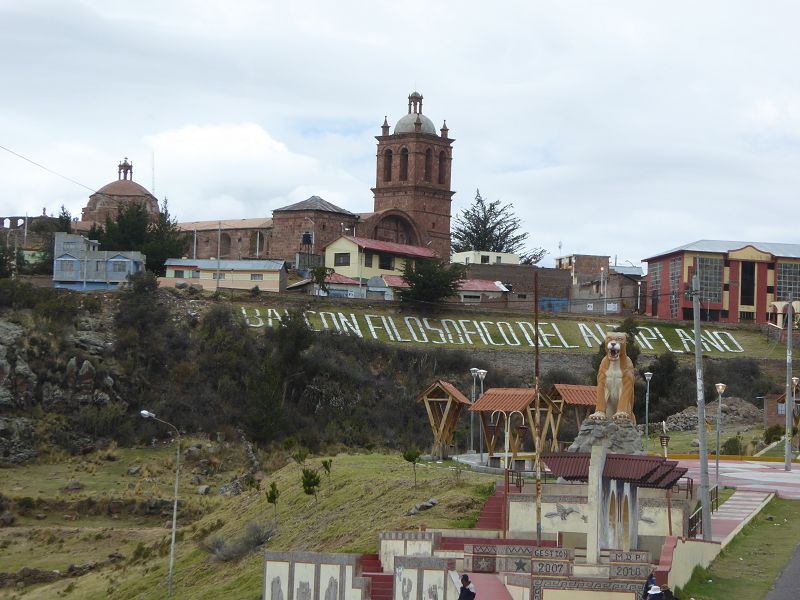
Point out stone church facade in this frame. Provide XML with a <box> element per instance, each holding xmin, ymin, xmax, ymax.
<box><xmin>79</xmin><ymin>158</ymin><xmax>160</xmax><ymax>228</ymax></box>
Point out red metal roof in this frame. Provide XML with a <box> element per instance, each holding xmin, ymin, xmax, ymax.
<box><xmin>382</xmin><ymin>274</ymin><xmax>410</xmax><ymax>288</ymax></box>
<box><xmin>553</xmin><ymin>384</ymin><xmax>597</xmax><ymax>406</ymax></box>
<box><xmin>470</xmin><ymin>388</ymin><xmax>537</xmax><ymax>413</ymax></box>
<box><xmin>657</xmin><ymin>466</ymin><xmax>688</xmax><ymax>489</ymax></box>
<box><xmin>643</xmin><ymin>461</ymin><xmax>679</xmax><ymax>487</ymax></box>
<box><xmin>417</xmin><ymin>380</ymin><xmax>471</xmax><ymax>405</ymax></box>
<box><xmin>603</xmin><ymin>455</ymin><xmax>662</xmax><ymax>482</ymax></box>
<box><xmin>325</xmin><ymin>272</ymin><xmax>360</xmax><ymax>285</ymax></box>
<box><xmin>459</xmin><ymin>279</ymin><xmax>506</xmax><ymax>292</ymax></box>
<box><xmin>341</xmin><ymin>236</ymin><xmax>437</xmax><ymax>259</ymax></box>
<box><xmin>541</xmin><ymin>452</ymin><xmax>591</xmax><ymax>480</ymax></box>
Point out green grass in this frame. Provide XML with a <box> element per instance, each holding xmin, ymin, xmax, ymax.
<box><xmin>0</xmin><ymin>452</ymin><xmax>497</xmax><ymax>600</ymax></box>
<box><xmin>678</xmin><ymin>498</ymin><xmax>800</xmax><ymax>599</ymax></box>
<box><xmin>652</xmin><ymin>426</ymin><xmax>765</xmax><ymax>455</ymax></box>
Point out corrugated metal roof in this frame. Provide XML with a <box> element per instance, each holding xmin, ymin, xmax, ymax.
<box><xmin>165</xmin><ymin>258</ymin><xmax>286</xmax><ymax>271</ymax></box>
<box><xmin>541</xmin><ymin>453</ymin><xmax>591</xmax><ymax>480</ymax></box>
<box><xmin>643</xmin><ymin>461</ymin><xmax>679</xmax><ymax>487</ymax></box>
<box><xmin>470</xmin><ymin>388</ymin><xmax>537</xmax><ymax>412</ymax></box>
<box><xmin>657</xmin><ymin>466</ymin><xmax>688</xmax><ymax>489</ymax></box>
<box><xmin>603</xmin><ymin>455</ymin><xmax>663</xmax><ymax>482</ymax></box>
<box><xmin>459</xmin><ymin>279</ymin><xmax>508</xmax><ymax>292</ymax></box>
<box><xmin>382</xmin><ymin>274</ymin><xmax>410</xmax><ymax>288</ymax></box>
<box><xmin>178</xmin><ymin>218</ymin><xmax>273</xmax><ymax>232</ymax></box>
<box><xmin>326</xmin><ymin>272</ymin><xmax>360</xmax><ymax>285</ymax></box>
<box><xmin>286</xmin><ymin>278</ymin><xmax>313</xmax><ymax>290</ymax></box>
<box><xmin>553</xmin><ymin>384</ymin><xmax>597</xmax><ymax>406</ymax></box>
<box><xmin>645</xmin><ymin>239</ymin><xmax>800</xmax><ymax>261</ymax></box>
<box><xmin>340</xmin><ymin>236</ymin><xmax>437</xmax><ymax>259</ymax></box>
<box><xmin>273</xmin><ymin>195</ymin><xmax>355</xmax><ymax>215</ymax></box>
<box><xmin>417</xmin><ymin>380</ymin><xmax>471</xmax><ymax>405</ymax></box>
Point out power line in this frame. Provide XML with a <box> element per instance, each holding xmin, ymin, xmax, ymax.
<box><xmin>0</xmin><ymin>143</ymin><xmax>98</xmax><ymax>194</ymax></box>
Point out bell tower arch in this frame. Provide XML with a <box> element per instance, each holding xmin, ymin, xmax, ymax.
<box><xmin>372</xmin><ymin>92</ymin><xmax>454</xmax><ymax>258</ymax></box>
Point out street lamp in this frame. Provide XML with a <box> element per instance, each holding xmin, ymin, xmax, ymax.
<box><xmin>469</xmin><ymin>368</ymin><xmax>479</xmax><ymax>453</ymax></box>
<box><xmin>644</xmin><ymin>372</ymin><xmax>653</xmax><ymax>453</ymax></box>
<box><xmin>477</xmin><ymin>370</ymin><xmax>488</xmax><ymax>462</ymax></box>
<box><xmin>140</xmin><ymin>410</ymin><xmax>181</xmax><ymax>597</ymax></box>
<box><xmin>714</xmin><ymin>383</ymin><xmax>726</xmax><ymax>483</ymax></box>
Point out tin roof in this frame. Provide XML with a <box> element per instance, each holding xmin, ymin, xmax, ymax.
<box><xmin>382</xmin><ymin>274</ymin><xmax>410</xmax><ymax>288</ymax></box>
<box><xmin>540</xmin><ymin>452</ymin><xmax>591</xmax><ymax>481</ymax></box>
<box><xmin>603</xmin><ymin>455</ymin><xmax>663</xmax><ymax>482</ymax></box>
<box><xmin>337</xmin><ymin>236</ymin><xmax>437</xmax><ymax>259</ymax></box>
<box><xmin>459</xmin><ymin>279</ymin><xmax>508</xmax><ymax>292</ymax></box>
<box><xmin>553</xmin><ymin>384</ymin><xmax>597</xmax><ymax>406</ymax></box>
<box><xmin>470</xmin><ymin>388</ymin><xmax>537</xmax><ymax>413</ymax></box>
<box><xmin>541</xmin><ymin>452</ymin><xmax>686</xmax><ymax>488</ymax></box>
<box><xmin>644</xmin><ymin>239</ymin><xmax>800</xmax><ymax>261</ymax></box>
<box><xmin>178</xmin><ymin>218</ymin><xmax>273</xmax><ymax>232</ymax></box>
<box><xmin>165</xmin><ymin>258</ymin><xmax>285</xmax><ymax>271</ymax></box>
<box><xmin>325</xmin><ymin>272</ymin><xmax>360</xmax><ymax>285</ymax></box>
<box><xmin>417</xmin><ymin>380</ymin><xmax>471</xmax><ymax>405</ymax></box>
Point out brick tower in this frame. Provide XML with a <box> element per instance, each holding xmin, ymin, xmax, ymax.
<box><xmin>371</xmin><ymin>92</ymin><xmax>454</xmax><ymax>258</ymax></box>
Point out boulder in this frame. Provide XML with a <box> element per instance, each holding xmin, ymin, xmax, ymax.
<box><xmin>127</xmin><ymin>466</ymin><xmax>141</xmax><ymax>476</ymax></box>
<box><xmin>64</xmin><ymin>479</ymin><xmax>84</xmax><ymax>492</ymax></box>
<box><xmin>197</xmin><ymin>485</ymin><xmax>211</xmax><ymax>495</ymax></box>
<box><xmin>0</xmin><ymin>511</ymin><xmax>15</xmax><ymax>526</ymax></box>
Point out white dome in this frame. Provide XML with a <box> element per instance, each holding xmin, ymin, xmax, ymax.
<box><xmin>394</xmin><ymin>112</ymin><xmax>437</xmax><ymax>135</ymax></box>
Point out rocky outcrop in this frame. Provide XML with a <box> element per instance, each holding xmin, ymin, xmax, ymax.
<box><xmin>0</xmin><ymin>417</ymin><xmax>37</xmax><ymax>464</ymax></box>
<box><xmin>567</xmin><ymin>417</ymin><xmax>644</xmax><ymax>454</ymax></box>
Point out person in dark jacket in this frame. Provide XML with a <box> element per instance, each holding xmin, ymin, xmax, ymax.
<box><xmin>459</xmin><ymin>574</ymin><xmax>476</xmax><ymax>599</ymax></box>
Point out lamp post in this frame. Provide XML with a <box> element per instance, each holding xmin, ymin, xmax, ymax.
<box><xmin>140</xmin><ymin>410</ymin><xmax>181</xmax><ymax>597</ymax></box>
<box><xmin>792</xmin><ymin>377</ymin><xmax>799</xmax><ymax>454</ymax></box>
<box><xmin>469</xmin><ymin>368</ymin><xmax>479</xmax><ymax>453</ymax></box>
<box><xmin>644</xmin><ymin>372</ymin><xmax>653</xmax><ymax>453</ymax></box>
<box><xmin>715</xmin><ymin>383</ymin><xmax>726</xmax><ymax>483</ymax></box>
<box><xmin>478</xmin><ymin>369</ymin><xmax>487</xmax><ymax>462</ymax></box>
<box><xmin>785</xmin><ymin>302</ymin><xmax>794</xmax><ymax>472</ymax></box>
<box><xmin>637</xmin><ymin>280</ymin><xmax>642</xmax><ymax>313</ymax></box>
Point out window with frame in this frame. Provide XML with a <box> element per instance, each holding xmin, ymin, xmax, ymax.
<box><xmin>778</xmin><ymin>402</ymin><xmax>786</xmax><ymax>415</ymax></box>
<box><xmin>95</xmin><ymin>260</ymin><xmax>105</xmax><ymax>271</ymax></box>
<box><xmin>399</xmin><ymin>148</ymin><xmax>409</xmax><ymax>181</ymax></box>
<box><xmin>174</xmin><ymin>270</ymin><xmax>185</xmax><ymax>279</ymax></box>
<box><xmin>777</xmin><ymin>263</ymin><xmax>800</xmax><ymax>301</ymax></box>
<box><xmin>213</xmin><ymin>272</ymin><xmax>225</xmax><ymax>280</ymax></box>
<box><xmin>378</xmin><ymin>254</ymin><xmax>394</xmax><ymax>270</ymax></box>
<box><xmin>334</xmin><ymin>253</ymin><xmax>350</xmax><ymax>266</ymax></box>
<box><xmin>697</xmin><ymin>257</ymin><xmax>723</xmax><ymax>303</ymax></box>
<box><xmin>250</xmin><ymin>273</ymin><xmax>263</xmax><ymax>281</ymax></box>
<box><xmin>192</xmin><ymin>271</ymin><xmax>200</xmax><ymax>279</ymax></box>
<box><xmin>364</xmin><ymin>252</ymin><xmax>373</xmax><ymax>268</ymax></box>
<box><xmin>669</xmin><ymin>256</ymin><xmax>682</xmax><ymax>318</ymax></box>
<box><xmin>384</xmin><ymin>149</ymin><xmax>393</xmax><ymax>181</ymax></box>
<box><xmin>481</xmin><ymin>255</ymin><xmax>490</xmax><ymax>264</ymax></box>
<box><xmin>112</xmin><ymin>261</ymin><xmax>127</xmax><ymax>273</ymax></box>
<box><xmin>58</xmin><ymin>260</ymin><xmax>75</xmax><ymax>272</ymax></box>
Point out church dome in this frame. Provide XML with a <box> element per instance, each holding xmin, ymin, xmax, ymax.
<box><xmin>394</xmin><ymin>112</ymin><xmax>437</xmax><ymax>135</ymax></box>
<box><xmin>95</xmin><ymin>179</ymin><xmax>155</xmax><ymax>198</ymax></box>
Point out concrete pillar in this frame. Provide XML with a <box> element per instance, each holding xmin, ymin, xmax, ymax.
<box><xmin>586</xmin><ymin>444</ymin><xmax>608</xmax><ymax>564</ymax></box>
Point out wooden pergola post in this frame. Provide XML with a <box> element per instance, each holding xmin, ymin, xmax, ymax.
<box><xmin>417</xmin><ymin>380</ymin><xmax>471</xmax><ymax>460</ymax></box>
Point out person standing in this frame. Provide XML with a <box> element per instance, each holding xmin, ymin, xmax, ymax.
<box><xmin>459</xmin><ymin>574</ymin><xmax>476</xmax><ymax>600</ymax></box>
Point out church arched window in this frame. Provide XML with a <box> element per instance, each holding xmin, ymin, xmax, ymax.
<box><xmin>400</xmin><ymin>148</ymin><xmax>409</xmax><ymax>181</ymax></box>
<box><xmin>438</xmin><ymin>151</ymin><xmax>446</xmax><ymax>184</ymax></box>
<box><xmin>384</xmin><ymin>149</ymin><xmax>393</xmax><ymax>182</ymax></box>
<box><xmin>424</xmin><ymin>148</ymin><xmax>432</xmax><ymax>181</ymax></box>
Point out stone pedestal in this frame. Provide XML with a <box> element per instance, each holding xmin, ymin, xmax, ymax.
<box><xmin>567</xmin><ymin>418</ymin><xmax>643</xmax><ymax>454</ymax></box>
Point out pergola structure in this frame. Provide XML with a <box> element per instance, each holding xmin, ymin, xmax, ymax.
<box><xmin>549</xmin><ymin>384</ymin><xmax>597</xmax><ymax>434</ymax></box>
<box><xmin>417</xmin><ymin>380</ymin><xmax>471</xmax><ymax>459</ymax></box>
<box><xmin>469</xmin><ymin>388</ymin><xmax>561</xmax><ymax>467</ymax></box>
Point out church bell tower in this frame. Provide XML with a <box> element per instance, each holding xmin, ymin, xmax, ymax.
<box><xmin>372</xmin><ymin>92</ymin><xmax>454</xmax><ymax>258</ymax></box>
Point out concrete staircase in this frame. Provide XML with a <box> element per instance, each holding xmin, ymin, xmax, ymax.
<box><xmin>475</xmin><ymin>488</ymin><xmax>505</xmax><ymax>530</ymax></box>
<box><xmin>361</xmin><ymin>554</ymin><xmax>392</xmax><ymax>600</ymax></box>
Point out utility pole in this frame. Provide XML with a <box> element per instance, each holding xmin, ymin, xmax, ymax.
<box><xmin>534</xmin><ymin>271</ymin><xmax>542</xmax><ymax>545</ymax></box>
<box><xmin>786</xmin><ymin>301</ymin><xmax>794</xmax><ymax>471</ymax></box>
<box><xmin>691</xmin><ymin>272</ymin><xmax>712</xmax><ymax>540</ymax></box>
<box><xmin>216</xmin><ymin>221</ymin><xmax>221</xmax><ymax>292</ymax></box>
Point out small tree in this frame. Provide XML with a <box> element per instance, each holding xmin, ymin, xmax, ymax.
<box><xmin>402</xmin><ymin>447</ymin><xmax>421</xmax><ymax>488</ymax></box>
<box><xmin>266</xmin><ymin>481</ymin><xmax>280</xmax><ymax>518</ymax></box>
<box><xmin>321</xmin><ymin>459</ymin><xmax>333</xmax><ymax>489</ymax></box>
<box><xmin>301</xmin><ymin>468</ymin><xmax>321</xmax><ymax>503</ymax></box>
<box><xmin>311</xmin><ymin>266</ymin><xmax>334</xmax><ymax>296</ymax></box>
<box><xmin>291</xmin><ymin>447</ymin><xmax>308</xmax><ymax>466</ymax></box>
<box><xmin>399</xmin><ymin>259</ymin><xmax>465</xmax><ymax>304</ymax></box>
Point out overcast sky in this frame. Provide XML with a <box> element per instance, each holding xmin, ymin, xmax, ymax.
<box><xmin>2</xmin><ymin>1</ymin><xmax>799</xmax><ymax>265</ymax></box>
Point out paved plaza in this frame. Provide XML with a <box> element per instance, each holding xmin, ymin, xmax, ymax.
<box><xmin>677</xmin><ymin>458</ymin><xmax>800</xmax><ymax>500</ymax></box>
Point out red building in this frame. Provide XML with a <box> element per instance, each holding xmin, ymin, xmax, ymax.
<box><xmin>644</xmin><ymin>240</ymin><xmax>800</xmax><ymax>324</ymax></box>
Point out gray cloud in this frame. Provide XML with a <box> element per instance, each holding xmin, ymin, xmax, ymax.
<box><xmin>2</xmin><ymin>0</ymin><xmax>799</xmax><ymax>265</ymax></box>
